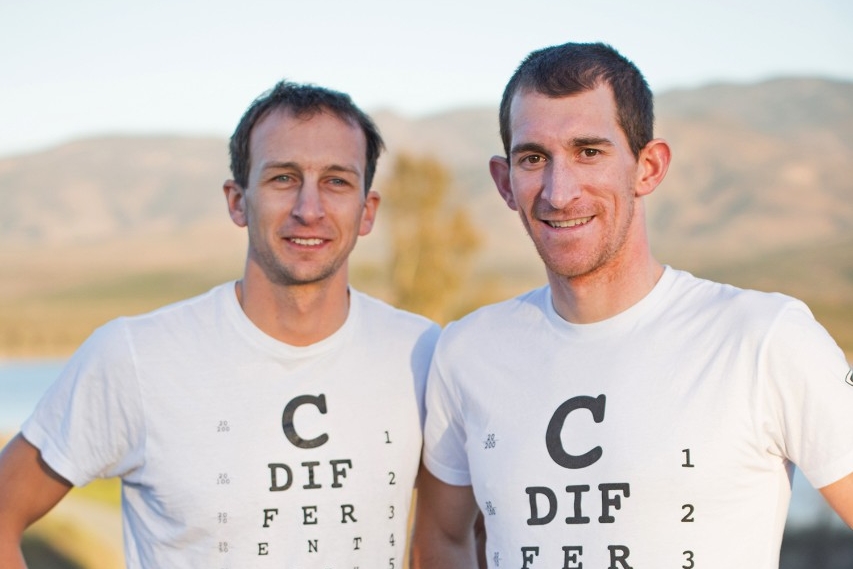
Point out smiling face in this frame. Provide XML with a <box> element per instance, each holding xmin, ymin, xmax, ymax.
<box><xmin>490</xmin><ymin>84</ymin><xmax>651</xmax><ymax>284</ymax></box>
<box><xmin>224</xmin><ymin>109</ymin><xmax>378</xmax><ymax>289</ymax></box>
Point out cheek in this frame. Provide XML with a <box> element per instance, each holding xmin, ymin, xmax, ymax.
<box><xmin>246</xmin><ymin>198</ymin><xmax>269</xmax><ymax>224</ymax></box>
<box><xmin>610</xmin><ymin>188</ymin><xmax>638</xmax><ymax>228</ymax></box>
<box><xmin>509</xmin><ymin>173</ymin><xmax>542</xmax><ymax>209</ymax></box>
<box><xmin>246</xmin><ymin>197</ymin><xmax>287</xmax><ymax>234</ymax></box>
<box><xmin>590</xmin><ymin>170</ymin><xmax>634</xmax><ymax>205</ymax></box>
<box><xmin>327</xmin><ymin>198</ymin><xmax>370</xmax><ymax>231</ymax></box>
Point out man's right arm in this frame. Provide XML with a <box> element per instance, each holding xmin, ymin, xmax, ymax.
<box><xmin>0</xmin><ymin>433</ymin><xmax>73</xmax><ymax>569</ymax></box>
<box><xmin>411</xmin><ymin>465</ymin><xmax>481</xmax><ymax>569</ymax></box>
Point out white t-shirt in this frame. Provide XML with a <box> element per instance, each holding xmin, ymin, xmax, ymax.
<box><xmin>24</xmin><ymin>283</ymin><xmax>439</xmax><ymax>568</ymax></box>
<box><xmin>424</xmin><ymin>267</ymin><xmax>853</xmax><ymax>569</ymax></box>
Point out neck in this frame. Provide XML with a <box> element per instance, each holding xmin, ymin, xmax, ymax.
<box><xmin>548</xmin><ymin>254</ymin><xmax>663</xmax><ymax>324</ymax></box>
<box><xmin>236</xmin><ymin>264</ymin><xmax>351</xmax><ymax>347</ymax></box>
<box><xmin>548</xmin><ymin>212</ymin><xmax>663</xmax><ymax>324</ymax></box>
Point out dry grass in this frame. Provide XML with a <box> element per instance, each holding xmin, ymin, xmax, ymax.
<box><xmin>25</xmin><ymin>511</ymin><xmax>123</xmax><ymax>569</ymax></box>
<box><xmin>2</xmin><ymin>257</ymin><xmax>849</xmax><ymax>358</ymax></box>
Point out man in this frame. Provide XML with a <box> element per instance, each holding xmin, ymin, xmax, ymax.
<box><xmin>412</xmin><ymin>42</ymin><xmax>853</xmax><ymax>568</ymax></box>
<box><xmin>0</xmin><ymin>81</ymin><xmax>440</xmax><ymax>568</ymax></box>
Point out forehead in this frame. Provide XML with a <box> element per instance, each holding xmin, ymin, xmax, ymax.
<box><xmin>249</xmin><ymin>109</ymin><xmax>367</xmax><ymax>172</ymax></box>
<box><xmin>508</xmin><ymin>84</ymin><xmax>622</xmax><ymax>145</ymax></box>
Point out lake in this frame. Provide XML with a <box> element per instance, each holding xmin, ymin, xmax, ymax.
<box><xmin>0</xmin><ymin>358</ymin><xmax>67</xmax><ymax>432</ymax></box>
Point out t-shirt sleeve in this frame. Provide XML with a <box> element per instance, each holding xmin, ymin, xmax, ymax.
<box><xmin>412</xmin><ymin>323</ymin><xmax>442</xmax><ymax>432</ymax></box>
<box><xmin>422</xmin><ymin>332</ymin><xmax>472</xmax><ymax>486</ymax></box>
<box><xmin>21</xmin><ymin>319</ymin><xmax>146</xmax><ymax>487</ymax></box>
<box><xmin>762</xmin><ymin>301</ymin><xmax>853</xmax><ymax>489</ymax></box>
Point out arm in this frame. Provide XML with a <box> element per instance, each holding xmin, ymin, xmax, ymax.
<box><xmin>411</xmin><ymin>465</ymin><xmax>481</xmax><ymax>569</ymax></box>
<box><xmin>0</xmin><ymin>433</ymin><xmax>73</xmax><ymax>568</ymax></box>
<box><xmin>819</xmin><ymin>470</ymin><xmax>853</xmax><ymax>529</ymax></box>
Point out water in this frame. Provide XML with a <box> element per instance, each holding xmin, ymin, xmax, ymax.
<box><xmin>0</xmin><ymin>360</ymin><xmax>847</xmax><ymax>533</ymax></box>
<box><xmin>0</xmin><ymin>358</ymin><xmax>66</xmax><ymax>432</ymax></box>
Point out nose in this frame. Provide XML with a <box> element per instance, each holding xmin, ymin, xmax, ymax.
<box><xmin>541</xmin><ymin>159</ymin><xmax>582</xmax><ymax>209</ymax></box>
<box><xmin>291</xmin><ymin>180</ymin><xmax>325</xmax><ymax>223</ymax></box>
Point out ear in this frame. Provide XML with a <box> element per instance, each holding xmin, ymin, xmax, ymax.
<box><xmin>223</xmin><ymin>179</ymin><xmax>248</xmax><ymax>228</ymax></box>
<box><xmin>358</xmin><ymin>190</ymin><xmax>381</xmax><ymax>236</ymax></box>
<box><xmin>634</xmin><ymin>139</ymin><xmax>671</xmax><ymax>198</ymax></box>
<box><xmin>489</xmin><ymin>155</ymin><xmax>517</xmax><ymax>211</ymax></box>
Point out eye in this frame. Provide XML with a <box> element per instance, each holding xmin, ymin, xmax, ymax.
<box><xmin>272</xmin><ymin>174</ymin><xmax>292</xmax><ymax>183</ymax></box>
<box><xmin>520</xmin><ymin>154</ymin><xmax>546</xmax><ymax>166</ymax></box>
<box><xmin>325</xmin><ymin>177</ymin><xmax>355</xmax><ymax>190</ymax></box>
<box><xmin>581</xmin><ymin>148</ymin><xmax>601</xmax><ymax>158</ymax></box>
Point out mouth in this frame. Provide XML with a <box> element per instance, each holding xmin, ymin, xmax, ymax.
<box><xmin>288</xmin><ymin>237</ymin><xmax>325</xmax><ymax>246</ymax></box>
<box><xmin>546</xmin><ymin>216</ymin><xmax>593</xmax><ymax>228</ymax></box>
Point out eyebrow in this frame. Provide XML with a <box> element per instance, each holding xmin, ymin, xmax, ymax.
<box><xmin>260</xmin><ymin>161</ymin><xmax>299</xmax><ymax>173</ymax></box>
<box><xmin>324</xmin><ymin>164</ymin><xmax>361</xmax><ymax>177</ymax></box>
<box><xmin>260</xmin><ymin>161</ymin><xmax>361</xmax><ymax>177</ymax></box>
<box><xmin>509</xmin><ymin>136</ymin><xmax>615</xmax><ymax>157</ymax></box>
<box><xmin>571</xmin><ymin>136</ymin><xmax>614</xmax><ymax>148</ymax></box>
<box><xmin>510</xmin><ymin>142</ymin><xmax>549</xmax><ymax>157</ymax></box>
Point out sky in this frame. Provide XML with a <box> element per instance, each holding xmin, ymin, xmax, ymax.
<box><xmin>2</xmin><ymin>0</ymin><xmax>852</xmax><ymax>157</ymax></box>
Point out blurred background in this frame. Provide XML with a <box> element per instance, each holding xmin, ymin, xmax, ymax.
<box><xmin>1</xmin><ymin>1</ymin><xmax>852</xmax><ymax>567</ymax></box>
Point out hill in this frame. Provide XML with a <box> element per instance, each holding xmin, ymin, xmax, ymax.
<box><xmin>0</xmin><ymin>77</ymin><xmax>851</xmax><ymax>356</ymax></box>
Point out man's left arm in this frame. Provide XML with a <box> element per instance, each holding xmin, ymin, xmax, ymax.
<box><xmin>820</xmin><ymin>472</ymin><xmax>853</xmax><ymax>528</ymax></box>
<box><xmin>764</xmin><ymin>302</ymin><xmax>853</xmax><ymax>529</ymax></box>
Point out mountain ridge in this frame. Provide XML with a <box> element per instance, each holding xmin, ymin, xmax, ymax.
<box><xmin>1</xmin><ymin>77</ymin><xmax>851</xmax><ymax>355</ymax></box>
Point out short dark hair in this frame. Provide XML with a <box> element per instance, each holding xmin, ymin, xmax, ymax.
<box><xmin>499</xmin><ymin>42</ymin><xmax>653</xmax><ymax>159</ymax></box>
<box><xmin>229</xmin><ymin>80</ymin><xmax>385</xmax><ymax>192</ymax></box>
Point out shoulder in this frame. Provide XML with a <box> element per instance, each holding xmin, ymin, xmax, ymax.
<box><xmin>450</xmin><ymin>285</ymin><xmax>549</xmax><ymax>328</ymax></box>
<box><xmin>665</xmin><ymin>268</ymin><xmax>811</xmax><ymax>331</ymax></box>
<box><xmin>77</xmin><ymin>283</ymin><xmax>235</xmax><ymax>357</ymax></box>
<box><xmin>436</xmin><ymin>286</ymin><xmax>550</xmax><ymax>352</ymax></box>
<box><xmin>115</xmin><ymin>282</ymin><xmax>233</xmax><ymax>330</ymax></box>
<box><xmin>351</xmin><ymin>289</ymin><xmax>441</xmax><ymax>340</ymax></box>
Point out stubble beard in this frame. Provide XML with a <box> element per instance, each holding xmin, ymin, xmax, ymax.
<box><xmin>526</xmin><ymin>195</ymin><xmax>636</xmax><ymax>281</ymax></box>
<box><xmin>250</xmin><ymin>242</ymin><xmax>352</xmax><ymax>288</ymax></box>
